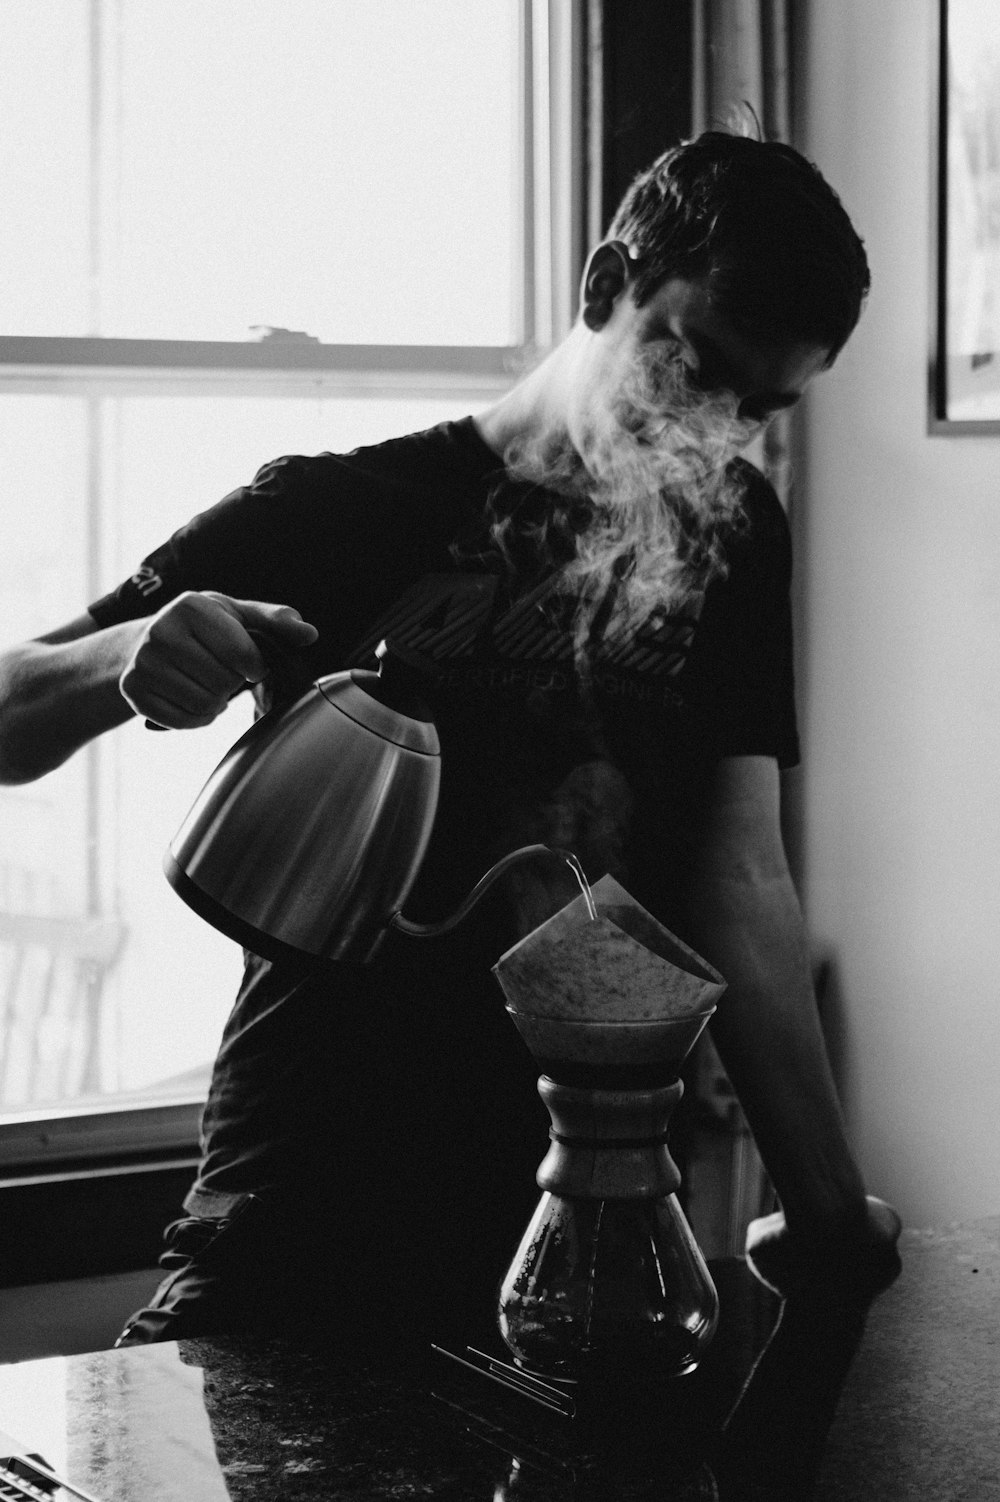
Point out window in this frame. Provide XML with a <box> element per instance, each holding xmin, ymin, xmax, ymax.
<box><xmin>0</xmin><ymin>0</ymin><xmax>584</xmax><ymax>1168</ymax></box>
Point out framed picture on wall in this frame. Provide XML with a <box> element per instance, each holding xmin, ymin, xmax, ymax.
<box><xmin>932</xmin><ymin>0</ymin><xmax>1000</xmax><ymax>431</ymax></box>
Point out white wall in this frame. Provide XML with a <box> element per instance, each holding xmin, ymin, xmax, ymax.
<box><xmin>794</xmin><ymin>1</ymin><xmax>1000</xmax><ymax>1225</ymax></box>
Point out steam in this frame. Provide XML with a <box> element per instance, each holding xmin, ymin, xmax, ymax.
<box><xmin>490</xmin><ymin>344</ymin><xmax>760</xmax><ymax>668</ymax></box>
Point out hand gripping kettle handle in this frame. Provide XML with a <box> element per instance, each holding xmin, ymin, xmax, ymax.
<box><xmin>145</xmin><ymin>627</ymin><xmax>316</xmax><ymax>730</ymax></box>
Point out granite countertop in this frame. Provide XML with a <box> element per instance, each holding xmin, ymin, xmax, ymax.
<box><xmin>172</xmin><ymin>1261</ymin><xmax>772</xmax><ymax>1501</ymax></box>
<box><xmin>1</xmin><ymin>1221</ymin><xmax>996</xmax><ymax>1501</ymax></box>
<box><xmin>49</xmin><ymin>1325</ymin><xmax>732</xmax><ymax>1501</ymax></box>
<box><xmin>815</xmin><ymin>1217</ymin><xmax>1000</xmax><ymax>1501</ymax></box>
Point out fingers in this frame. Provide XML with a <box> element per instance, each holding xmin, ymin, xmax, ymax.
<box><xmin>119</xmin><ymin>591</ymin><xmax>317</xmax><ymax>729</ymax></box>
<box><xmin>207</xmin><ymin>594</ymin><xmax>319</xmax><ymax>650</ymax></box>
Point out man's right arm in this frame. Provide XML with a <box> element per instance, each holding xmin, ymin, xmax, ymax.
<box><xmin>0</xmin><ymin>613</ymin><xmax>142</xmax><ymax>783</ymax></box>
<box><xmin>0</xmin><ymin>591</ymin><xmax>318</xmax><ymax>785</ymax></box>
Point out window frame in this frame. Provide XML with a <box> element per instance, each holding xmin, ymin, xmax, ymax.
<box><xmin>0</xmin><ymin>0</ymin><xmax>586</xmax><ymax>397</ymax></box>
<box><xmin>0</xmin><ymin>0</ymin><xmax>586</xmax><ymax>1174</ymax></box>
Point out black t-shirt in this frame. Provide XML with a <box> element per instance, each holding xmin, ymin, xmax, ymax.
<box><xmin>90</xmin><ymin>418</ymin><xmax>798</xmax><ymax>1290</ymax></box>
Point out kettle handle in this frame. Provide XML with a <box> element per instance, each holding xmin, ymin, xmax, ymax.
<box><xmin>246</xmin><ymin>628</ymin><xmax>317</xmax><ymax>707</ymax></box>
<box><xmin>388</xmin><ymin>844</ymin><xmax>597</xmax><ymax>941</ymax></box>
<box><xmin>144</xmin><ymin>627</ymin><xmax>315</xmax><ymax>730</ymax></box>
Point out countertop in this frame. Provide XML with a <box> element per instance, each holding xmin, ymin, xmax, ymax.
<box><xmin>816</xmin><ymin>1215</ymin><xmax>999</xmax><ymax>1501</ymax></box>
<box><xmin>0</xmin><ymin>1219</ymin><xmax>996</xmax><ymax>1501</ymax></box>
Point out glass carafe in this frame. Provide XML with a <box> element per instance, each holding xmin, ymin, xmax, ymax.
<box><xmin>497</xmin><ymin>1076</ymin><xmax>719</xmax><ymax>1383</ymax></box>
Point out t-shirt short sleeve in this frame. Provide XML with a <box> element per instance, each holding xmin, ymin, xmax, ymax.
<box><xmin>85</xmin><ymin>428</ymin><xmax>480</xmax><ymax>647</ymax></box>
<box><xmin>86</xmin><ymin>455</ymin><xmax>313</xmax><ymax>630</ymax></box>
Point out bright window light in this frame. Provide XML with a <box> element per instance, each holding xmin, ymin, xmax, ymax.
<box><xmin>0</xmin><ymin>0</ymin><xmax>534</xmax><ymax>1137</ymax></box>
<box><xmin>0</xmin><ymin>0</ymin><xmax>519</xmax><ymax>344</ymax></box>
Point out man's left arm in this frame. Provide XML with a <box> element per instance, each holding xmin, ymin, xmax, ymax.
<box><xmin>682</xmin><ymin>754</ymin><xmax>901</xmax><ymax>1300</ymax></box>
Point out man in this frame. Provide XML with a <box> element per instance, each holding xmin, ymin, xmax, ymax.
<box><xmin>0</xmin><ymin>132</ymin><xmax>900</xmax><ymax>1347</ymax></box>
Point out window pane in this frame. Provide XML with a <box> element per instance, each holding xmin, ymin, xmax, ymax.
<box><xmin>0</xmin><ymin>2</ymin><xmax>91</xmax><ymax>336</ymax></box>
<box><xmin>0</xmin><ymin>394</ymin><xmax>487</xmax><ymax>1113</ymax></box>
<box><xmin>0</xmin><ymin>399</ymin><xmax>98</xmax><ymax>1107</ymax></box>
<box><xmin>0</xmin><ymin>0</ymin><xmax>520</xmax><ymax>345</ymax></box>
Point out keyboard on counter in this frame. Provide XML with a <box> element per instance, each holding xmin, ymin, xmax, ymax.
<box><xmin>0</xmin><ymin>1434</ymin><xmax>102</xmax><ymax>1502</ymax></box>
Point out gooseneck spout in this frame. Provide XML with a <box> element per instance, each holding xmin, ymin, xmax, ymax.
<box><xmin>388</xmin><ymin>844</ymin><xmax>597</xmax><ymax>941</ymax></box>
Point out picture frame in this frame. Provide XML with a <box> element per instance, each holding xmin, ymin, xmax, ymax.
<box><xmin>931</xmin><ymin>0</ymin><xmax>1000</xmax><ymax>432</ymax></box>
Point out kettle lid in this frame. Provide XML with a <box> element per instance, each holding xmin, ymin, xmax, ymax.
<box><xmin>317</xmin><ymin>639</ymin><xmax>440</xmax><ymax>755</ymax></box>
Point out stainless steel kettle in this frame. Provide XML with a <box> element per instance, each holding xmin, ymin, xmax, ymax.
<box><xmin>165</xmin><ymin>639</ymin><xmax>443</xmax><ymax>963</ymax></box>
<box><xmin>165</xmin><ymin>636</ymin><xmax>592</xmax><ymax>964</ymax></box>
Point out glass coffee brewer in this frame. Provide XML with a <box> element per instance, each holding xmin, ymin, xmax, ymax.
<box><xmin>163</xmin><ymin>640</ymin><xmax>726</xmax><ymax>1444</ymax></box>
<box><xmin>442</xmin><ymin>873</ymin><xmax>725</xmax><ymax>1442</ymax></box>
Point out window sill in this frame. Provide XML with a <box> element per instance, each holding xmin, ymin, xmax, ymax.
<box><xmin>0</xmin><ymin>1095</ymin><xmax>203</xmax><ymax>1177</ymax></box>
<box><xmin>0</xmin><ymin>337</ymin><xmax>527</xmax><ymax>397</ymax></box>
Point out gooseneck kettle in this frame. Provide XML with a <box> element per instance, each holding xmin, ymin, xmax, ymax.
<box><xmin>165</xmin><ymin>637</ymin><xmax>588</xmax><ymax>964</ymax></box>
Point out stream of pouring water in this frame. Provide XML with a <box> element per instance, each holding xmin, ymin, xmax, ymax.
<box><xmin>559</xmin><ymin>850</ymin><xmax>598</xmax><ymax>922</ymax></box>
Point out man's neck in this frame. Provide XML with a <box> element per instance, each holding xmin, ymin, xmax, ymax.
<box><xmin>473</xmin><ymin>332</ymin><xmax>584</xmax><ymax>461</ymax></box>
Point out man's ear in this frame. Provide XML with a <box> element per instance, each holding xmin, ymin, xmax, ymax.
<box><xmin>580</xmin><ymin>240</ymin><xmax>633</xmax><ymax>331</ymax></box>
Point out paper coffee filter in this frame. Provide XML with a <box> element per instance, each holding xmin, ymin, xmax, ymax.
<box><xmin>492</xmin><ymin>874</ymin><xmax>726</xmax><ymax>1022</ymax></box>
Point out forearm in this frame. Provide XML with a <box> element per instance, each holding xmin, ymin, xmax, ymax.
<box><xmin>683</xmin><ymin>866</ymin><xmax>869</xmax><ymax>1242</ymax></box>
<box><xmin>0</xmin><ymin>623</ymin><xmax>138</xmax><ymax>783</ymax></box>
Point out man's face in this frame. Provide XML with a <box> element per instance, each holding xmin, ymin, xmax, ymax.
<box><xmin>569</xmin><ymin>271</ymin><xmax>833</xmax><ymax>458</ymax></box>
<box><xmin>632</xmin><ymin>275</ymin><xmax>833</xmax><ymax>423</ymax></box>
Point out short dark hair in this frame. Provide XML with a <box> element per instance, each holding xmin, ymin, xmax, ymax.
<box><xmin>607</xmin><ymin>131</ymin><xmax>870</xmax><ymax>361</ymax></box>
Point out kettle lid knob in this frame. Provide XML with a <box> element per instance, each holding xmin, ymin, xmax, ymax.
<box><xmin>355</xmin><ymin>638</ymin><xmax>437</xmax><ymax>724</ymax></box>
